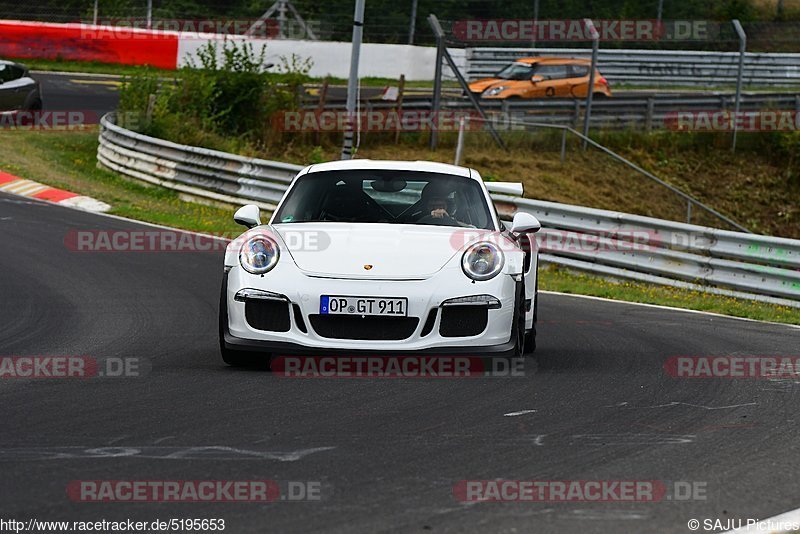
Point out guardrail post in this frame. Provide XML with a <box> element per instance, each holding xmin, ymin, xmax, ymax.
<box><xmin>645</xmin><ymin>97</ymin><xmax>655</xmax><ymax>133</ymax></box>
<box><xmin>394</xmin><ymin>74</ymin><xmax>405</xmax><ymax>144</ymax></box>
<box><xmin>363</xmin><ymin>100</ymin><xmax>372</xmax><ymax>145</ymax></box>
<box><xmin>314</xmin><ymin>78</ymin><xmax>329</xmax><ymax>145</ymax></box>
<box><xmin>145</xmin><ymin>94</ymin><xmax>156</xmax><ymax>126</ymax></box>
<box><xmin>572</xmin><ymin>100</ymin><xmax>581</xmax><ymax>129</ymax></box>
<box><xmin>560</xmin><ymin>128</ymin><xmax>567</xmax><ymax>163</ymax></box>
<box><xmin>454</xmin><ymin>116</ymin><xmax>466</xmax><ymax>165</ymax></box>
<box><xmin>582</xmin><ymin>19</ymin><xmax>600</xmax><ymax>150</ymax></box>
<box><xmin>687</xmin><ymin>199</ymin><xmax>692</xmax><ymax>224</ymax></box>
<box><xmin>732</xmin><ymin>20</ymin><xmax>747</xmax><ymax>153</ymax></box>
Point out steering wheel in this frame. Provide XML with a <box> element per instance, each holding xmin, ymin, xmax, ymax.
<box><xmin>417</xmin><ymin>213</ymin><xmax>460</xmax><ymax>226</ymax></box>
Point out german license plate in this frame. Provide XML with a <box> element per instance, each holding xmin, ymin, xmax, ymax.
<box><xmin>320</xmin><ymin>296</ymin><xmax>407</xmax><ymax>316</ymax></box>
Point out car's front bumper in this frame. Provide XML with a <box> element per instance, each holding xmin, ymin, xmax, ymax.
<box><xmin>221</xmin><ymin>264</ymin><xmax>519</xmax><ymax>357</ymax></box>
<box><xmin>222</xmin><ymin>329</ymin><xmax>517</xmax><ymax>357</ymax></box>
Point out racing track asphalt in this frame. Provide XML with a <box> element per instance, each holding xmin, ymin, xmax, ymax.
<box><xmin>34</xmin><ymin>72</ymin><xmax>121</xmax><ymax>115</ymax></box>
<box><xmin>1</xmin><ymin>191</ymin><xmax>799</xmax><ymax>533</ymax></box>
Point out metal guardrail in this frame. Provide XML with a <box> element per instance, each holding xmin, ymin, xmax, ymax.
<box><xmin>97</xmin><ymin>113</ymin><xmax>800</xmax><ymax>308</ymax></box>
<box><xmin>311</xmin><ymin>92</ymin><xmax>800</xmax><ymax>131</ymax></box>
<box><xmin>493</xmin><ymin>196</ymin><xmax>800</xmax><ymax>307</ymax></box>
<box><xmin>466</xmin><ymin>48</ymin><xmax>800</xmax><ymax>86</ymax></box>
<box><xmin>489</xmin><ymin>92</ymin><xmax>800</xmax><ymax>131</ymax></box>
<box><xmin>97</xmin><ymin>113</ymin><xmax>300</xmax><ymax>209</ymax></box>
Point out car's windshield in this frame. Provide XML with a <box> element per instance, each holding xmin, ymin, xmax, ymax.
<box><xmin>273</xmin><ymin>170</ymin><xmax>495</xmax><ymax>230</ymax></box>
<box><xmin>494</xmin><ymin>62</ymin><xmax>534</xmax><ymax>80</ymax></box>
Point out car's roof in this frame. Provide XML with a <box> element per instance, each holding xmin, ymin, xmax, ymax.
<box><xmin>515</xmin><ymin>57</ymin><xmax>592</xmax><ymax>65</ymax></box>
<box><xmin>304</xmin><ymin>159</ymin><xmax>474</xmax><ymax>179</ymax></box>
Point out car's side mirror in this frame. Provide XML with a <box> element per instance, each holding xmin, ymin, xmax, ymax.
<box><xmin>510</xmin><ymin>212</ymin><xmax>541</xmax><ymax>234</ymax></box>
<box><xmin>234</xmin><ymin>204</ymin><xmax>262</xmax><ymax>228</ymax></box>
<box><xmin>530</xmin><ymin>75</ymin><xmax>544</xmax><ymax>83</ymax></box>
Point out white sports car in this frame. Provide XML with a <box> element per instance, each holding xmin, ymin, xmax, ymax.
<box><xmin>219</xmin><ymin>159</ymin><xmax>541</xmax><ymax>367</ymax></box>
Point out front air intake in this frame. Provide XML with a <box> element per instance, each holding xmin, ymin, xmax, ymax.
<box><xmin>245</xmin><ymin>300</ymin><xmax>291</xmax><ymax>332</ymax></box>
<box><xmin>439</xmin><ymin>306</ymin><xmax>488</xmax><ymax>337</ymax></box>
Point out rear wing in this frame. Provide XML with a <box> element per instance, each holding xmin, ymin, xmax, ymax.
<box><xmin>485</xmin><ymin>182</ymin><xmax>523</xmax><ymax>197</ymax></box>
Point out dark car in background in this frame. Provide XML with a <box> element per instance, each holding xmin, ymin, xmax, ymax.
<box><xmin>0</xmin><ymin>60</ymin><xmax>41</xmax><ymax>111</ymax></box>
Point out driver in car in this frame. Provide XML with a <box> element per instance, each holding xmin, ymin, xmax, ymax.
<box><xmin>419</xmin><ymin>182</ymin><xmax>473</xmax><ymax>227</ymax></box>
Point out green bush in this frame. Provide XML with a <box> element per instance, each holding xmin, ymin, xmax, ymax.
<box><xmin>118</xmin><ymin>40</ymin><xmax>312</xmax><ymax>151</ymax></box>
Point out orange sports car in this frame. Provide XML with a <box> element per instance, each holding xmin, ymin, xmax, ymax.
<box><xmin>469</xmin><ymin>57</ymin><xmax>612</xmax><ymax>100</ymax></box>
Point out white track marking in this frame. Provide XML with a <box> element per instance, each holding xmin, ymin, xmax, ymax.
<box><xmin>541</xmin><ymin>290</ymin><xmax>800</xmax><ymax>329</ymax></box>
<box><xmin>504</xmin><ymin>410</ymin><xmax>537</xmax><ymax>417</ymax></box>
<box><xmin>58</xmin><ymin>195</ymin><xmax>111</xmax><ymax>212</ymax></box>
<box><xmin>723</xmin><ymin>507</ymin><xmax>800</xmax><ymax>532</ymax></box>
<box><xmin>605</xmin><ymin>401</ymin><xmax>758</xmax><ymax>410</ymax></box>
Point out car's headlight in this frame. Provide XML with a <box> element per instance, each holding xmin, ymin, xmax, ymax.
<box><xmin>483</xmin><ymin>86</ymin><xmax>507</xmax><ymax>96</ymax></box>
<box><xmin>462</xmin><ymin>242</ymin><xmax>504</xmax><ymax>281</ymax></box>
<box><xmin>239</xmin><ymin>235</ymin><xmax>280</xmax><ymax>274</ymax></box>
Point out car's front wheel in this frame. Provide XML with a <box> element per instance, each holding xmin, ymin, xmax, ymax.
<box><xmin>523</xmin><ymin>277</ymin><xmax>538</xmax><ymax>355</ymax></box>
<box><xmin>25</xmin><ymin>97</ymin><xmax>42</xmax><ymax>111</ymax></box>
<box><xmin>220</xmin><ymin>341</ymin><xmax>257</xmax><ymax>367</ymax></box>
<box><xmin>511</xmin><ymin>282</ymin><xmax>526</xmax><ymax>359</ymax></box>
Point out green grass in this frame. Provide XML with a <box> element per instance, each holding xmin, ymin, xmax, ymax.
<box><xmin>540</xmin><ymin>265</ymin><xmax>800</xmax><ymax>325</ymax></box>
<box><xmin>0</xmin><ymin>128</ymin><xmax>797</xmax><ymax>325</ymax></box>
<box><xmin>24</xmin><ymin>58</ymin><xmax>171</xmax><ymax>77</ymax></box>
<box><xmin>0</xmin><ymin>128</ymin><xmax>241</xmax><ymax>235</ymax></box>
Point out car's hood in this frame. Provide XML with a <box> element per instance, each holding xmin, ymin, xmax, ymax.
<box><xmin>468</xmin><ymin>78</ymin><xmax>504</xmax><ymax>93</ymax></box>
<box><xmin>272</xmin><ymin>223</ymin><xmax>473</xmax><ymax>279</ymax></box>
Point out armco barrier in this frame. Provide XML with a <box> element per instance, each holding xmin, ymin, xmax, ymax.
<box><xmin>311</xmin><ymin>92</ymin><xmax>800</xmax><ymax>131</ymax></box>
<box><xmin>98</xmin><ymin>113</ymin><xmax>299</xmax><ymax>209</ymax></box>
<box><xmin>97</xmin><ymin>113</ymin><xmax>800</xmax><ymax>308</ymax></box>
<box><xmin>492</xmin><ymin>196</ymin><xmax>800</xmax><ymax>305</ymax></box>
<box><xmin>466</xmin><ymin>47</ymin><xmax>800</xmax><ymax>87</ymax></box>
